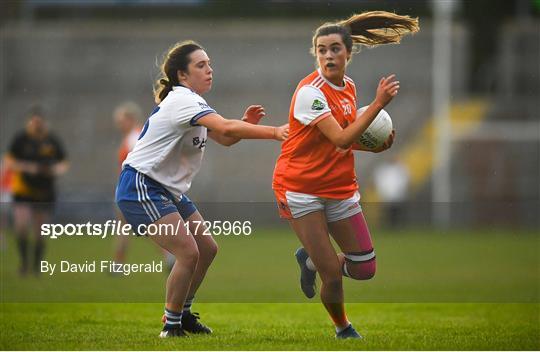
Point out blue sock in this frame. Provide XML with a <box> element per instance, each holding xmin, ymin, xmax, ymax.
<box><xmin>164</xmin><ymin>308</ymin><xmax>182</xmax><ymax>330</ymax></box>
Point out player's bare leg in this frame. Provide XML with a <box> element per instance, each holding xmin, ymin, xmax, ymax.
<box><xmin>323</xmin><ymin>212</ymin><xmax>376</xmax><ymax>338</ymax></box>
<box><xmin>31</xmin><ymin>207</ymin><xmax>51</xmax><ymax>275</ymax></box>
<box><xmin>289</xmin><ymin>211</ymin><xmax>351</xmax><ymax>334</ymax></box>
<box><xmin>184</xmin><ymin>211</ymin><xmax>218</xmax><ymax>298</ymax></box>
<box><xmin>13</xmin><ymin>203</ymin><xmax>31</xmax><ymax>275</ymax></box>
<box><xmin>114</xmin><ymin>235</ymin><xmax>129</xmax><ymax>263</ymax></box>
<box><xmin>113</xmin><ymin>209</ymin><xmax>129</xmax><ymax>265</ymax></box>
<box><xmin>179</xmin><ymin>210</ymin><xmax>217</xmax><ymax>334</ymax></box>
<box><xmin>148</xmin><ymin>212</ymin><xmax>198</xmax><ymax>337</ymax></box>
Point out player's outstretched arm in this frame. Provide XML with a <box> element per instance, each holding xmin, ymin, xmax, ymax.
<box><xmin>208</xmin><ymin>105</ymin><xmax>268</xmax><ymax>146</ymax></box>
<box><xmin>316</xmin><ymin>74</ymin><xmax>399</xmax><ymax>149</ymax></box>
<box><xmin>208</xmin><ymin>130</ymin><xmax>239</xmax><ymax>147</ymax></box>
<box><xmin>199</xmin><ymin>113</ymin><xmax>288</xmax><ymax>145</ymax></box>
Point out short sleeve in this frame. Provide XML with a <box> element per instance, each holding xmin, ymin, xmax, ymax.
<box><xmin>293</xmin><ymin>85</ymin><xmax>332</xmax><ymax>126</ymax></box>
<box><xmin>172</xmin><ymin>94</ymin><xmax>216</xmax><ymax>127</ymax></box>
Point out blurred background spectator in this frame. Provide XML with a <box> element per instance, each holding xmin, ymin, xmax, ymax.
<box><xmin>3</xmin><ymin>106</ymin><xmax>69</xmax><ymax>275</ymax></box>
<box><xmin>373</xmin><ymin>156</ymin><xmax>410</xmax><ymax>228</ymax></box>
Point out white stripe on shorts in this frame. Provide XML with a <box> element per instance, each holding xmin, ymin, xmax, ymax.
<box><xmin>135</xmin><ymin>172</ymin><xmax>158</xmax><ymax>222</ymax></box>
<box><xmin>138</xmin><ymin>172</ymin><xmax>161</xmax><ymax>220</ymax></box>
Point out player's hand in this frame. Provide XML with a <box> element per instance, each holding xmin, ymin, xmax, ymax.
<box><xmin>274</xmin><ymin>124</ymin><xmax>289</xmax><ymax>141</ymax></box>
<box><xmin>242</xmin><ymin>105</ymin><xmax>266</xmax><ymax>125</ymax></box>
<box><xmin>374</xmin><ymin>74</ymin><xmax>399</xmax><ymax>108</ymax></box>
<box><xmin>52</xmin><ymin>161</ymin><xmax>69</xmax><ymax>176</ymax></box>
<box><xmin>371</xmin><ymin>129</ymin><xmax>395</xmax><ymax>153</ymax></box>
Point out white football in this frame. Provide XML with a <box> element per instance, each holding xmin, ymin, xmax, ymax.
<box><xmin>356</xmin><ymin>105</ymin><xmax>393</xmax><ymax>150</ymax></box>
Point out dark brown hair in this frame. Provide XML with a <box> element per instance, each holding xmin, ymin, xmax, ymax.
<box><xmin>311</xmin><ymin>11</ymin><xmax>419</xmax><ymax>56</ymax></box>
<box><xmin>154</xmin><ymin>40</ymin><xmax>204</xmax><ymax>103</ymax></box>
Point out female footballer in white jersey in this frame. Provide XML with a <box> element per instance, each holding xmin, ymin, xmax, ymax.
<box><xmin>116</xmin><ymin>41</ymin><xmax>288</xmax><ymax>338</ymax></box>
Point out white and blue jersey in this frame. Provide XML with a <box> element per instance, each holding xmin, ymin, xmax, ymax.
<box><xmin>116</xmin><ymin>86</ymin><xmax>215</xmax><ymax>232</ymax></box>
<box><xmin>124</xmin><ymin>86</ymin><xmax>214</xmax><ymax>199</ymax></box>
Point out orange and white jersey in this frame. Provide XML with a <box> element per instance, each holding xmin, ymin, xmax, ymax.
<box><xmin>273</xmin><ymin>69</ymin><xmax>358</xmax><ymax>199</ymax></box>
<box><xmin>118</xmin><ymin>128</ymin><xmax>141</xmax><ymax>169</ymax></box>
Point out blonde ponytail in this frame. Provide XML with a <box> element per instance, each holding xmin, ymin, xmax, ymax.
<box><xmin>312</xmin><ymin>11</ymin><xmax>419</xmax><ymax>55</ymax></box>
<box><xmin>339</xmin><ymin>11</ymin><xmax>419</xmax><ymax>47</ymax></box>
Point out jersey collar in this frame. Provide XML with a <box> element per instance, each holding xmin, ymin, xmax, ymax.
<box><xmin>317</xmin><ymin>68</ymin><xmax>347</xmax><ymax>91</ymax></box>
<box><xmin>172</xmin><ymin>85</ymin><xmax>200</xmax><ymax>96</ymax></box>
<box><xmin>172</xmin><ymin>85</ymin><xmax>190</xmax><ymax>91</ymax></box>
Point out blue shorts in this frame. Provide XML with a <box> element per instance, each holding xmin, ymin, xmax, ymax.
<box><xmin>115</xmin><ymin>165</ymin><xmax>198</xmax><ymax>235</ymax></box>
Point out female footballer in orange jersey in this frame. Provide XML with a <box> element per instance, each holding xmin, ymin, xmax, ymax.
<box><xmin>273</xmin><ymin>11</ymin><xmax>419</xmax><ymax>338</ymax></box>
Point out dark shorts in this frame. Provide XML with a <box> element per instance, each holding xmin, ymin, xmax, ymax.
<box><xmin>115</xmin><ymin>165</ymin><xmax>198</xmax><ymax>235</ymax></box>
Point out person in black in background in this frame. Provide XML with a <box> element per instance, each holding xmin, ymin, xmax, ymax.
<box><xmin>3</xmin><ymin>106</ymin><xmax>69</xmax><ymax>276</ymax></box>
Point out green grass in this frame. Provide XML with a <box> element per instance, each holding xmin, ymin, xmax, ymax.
<box><xmin>1</xmin><ymin>229</ymin><xmax>538</xmax><ymax>303</ymax></box>
<box><xmin>1</xmin><ymin>228</ymin><xmax>539</xmax><ymax>349</ymax></box>
<box><xmin>1</xmin><ymin>303</ymin><xmax>538</xmax><ymax>350</ymax></box>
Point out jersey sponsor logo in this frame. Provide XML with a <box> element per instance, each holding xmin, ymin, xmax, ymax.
<box><xmin>192</xmin><ymin>137</ymin><xmax>207</xmax><ymax>150</ymax></box>
<box><xmin>159</xmin><ymin>194</ymin><xmax>174</xmax><ymax>209</ymax></box>
<box><xmin>197</xmin><ymin>102</ymin><xmax>211</xmax><ymax>110</ymax></box>
<box><xmin>311</xmin><ymin>99</ymin><xmax>325</xmax><ymax>111</ymax></box>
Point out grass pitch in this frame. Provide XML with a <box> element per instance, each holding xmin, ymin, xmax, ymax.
<box><xmin>1</xmin><ymin>303</ymin><xmax>538</xmax><ymax>350</ymax></box>
<box><xmin>1</xmin><ymin>227</ymin><xmax>539</xmax><ymax>349</ymax></box>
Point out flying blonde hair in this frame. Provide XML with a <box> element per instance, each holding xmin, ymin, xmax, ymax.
<box><xmin>311</xmin><ymin>11</ymin><xmax>420</xmax><ymax>55</ymax></box>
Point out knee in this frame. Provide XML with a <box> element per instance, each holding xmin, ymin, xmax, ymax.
<box><xmin>345</xmin><ymin>259</ymin><xmax>376</xmax><ymax>280</ymax></box>
<box><xmin>322</xmin><ymin>277</ymin><xmax>343</xmax><ymax>292</ymax></box>
<box><xmin>173</xmin><ymin>244</ymin><xmax>199</xmax><ymax>271</ymax></box>
<box><xmin>195</xmin><ymin>237</ymin><xmax>218</xmax><ymax>263</ymax></box>
<box><xmin>318</xmin><ymin>265</ymin><xmax>343</xmax><ymax>289</ymax></box>
<box><xmin>185</xmin><ymin>247</ymin><xmax>200</xmax><ymax>270</ymax></box>
<box><xmin>204</xmin><ymin>240</ymin><xmax>218</xmax><ymax>261</ymax></box>
<box><xmin>343</xmin><ymin>250</ymin><xmax>376</xmax><ymax>280</ymax></box>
